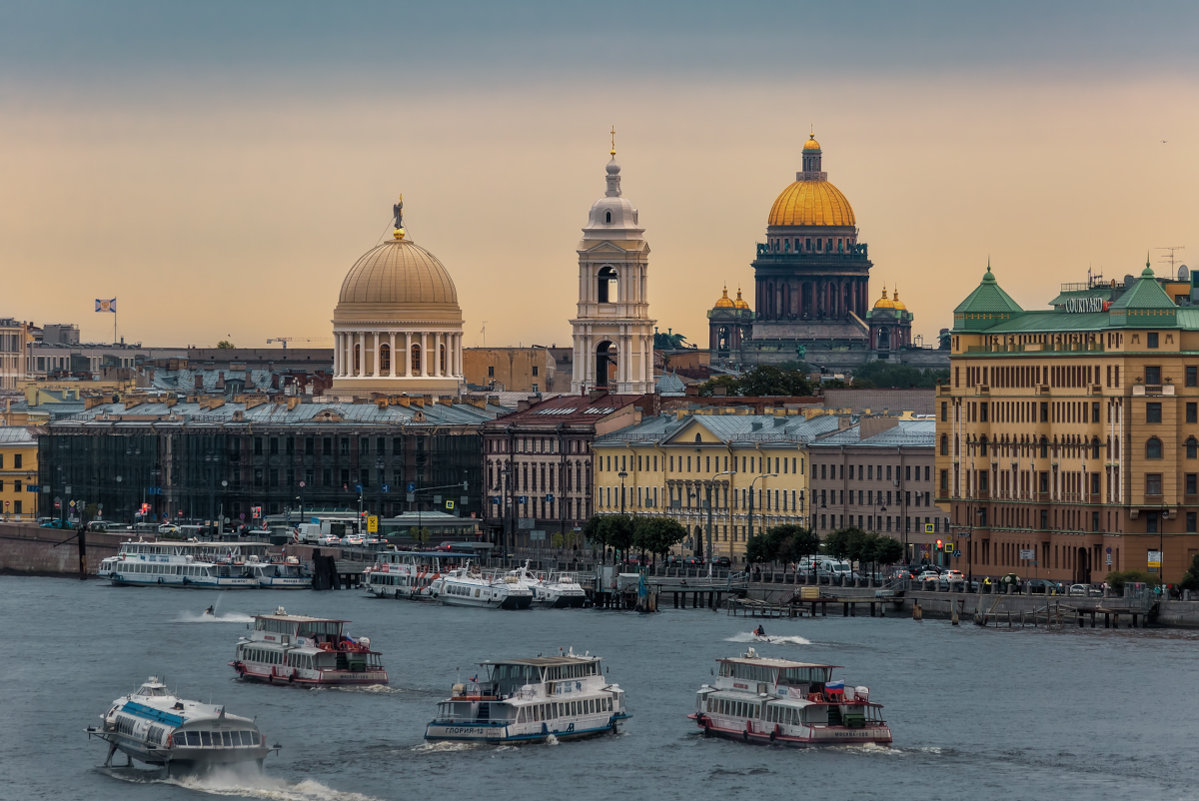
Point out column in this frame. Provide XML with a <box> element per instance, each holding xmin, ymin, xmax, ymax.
<box><xmin>371</xmin><ymin>331</ymin><xmax>379</xmax><ymax>377</ymax></box>
<box><xmin>389</xmin><ymin>332</ymin><xmax>397</xmax><ymax>377</ymax></box>
<box><xmin>403</xmin><ymin>332</ymin><xmax>412</xmax><ymax>377</ymax></box>
<box><xmin>421</xmin><ymin>333</ymin><xmax>429</xmax><ymax>376</ymax></box>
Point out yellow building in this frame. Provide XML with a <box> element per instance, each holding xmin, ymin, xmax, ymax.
<box><xmin>0</xmin><ymin>427</ymin><xmax>39</xmax><ymax>520</ymax></box>
<box><xmin>463</xmin><ymin>346</ymin><xmax>568</xmax><ymax>394</ymax></box>
<box><xmin>936</xmin><ymin>263</ymin><xmax>1199</xmax><ymax>585</ymax></box>
<box><xmin>592</xmin><ymin>412</ymin><xmax>845</xmax><ymax>562</ymax></box>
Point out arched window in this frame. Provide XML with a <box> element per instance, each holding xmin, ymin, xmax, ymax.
<box><xmin>1188</xmin><ymin>437</ymin><xmax>1198</xmax><ymax>459</ymax></box>
<box><xmin>604</xmin><ymin>210</ymin><xmax>612</xmax><ymax>224</ymax></box>
<box><xmin>597</xmin><ymin>266</ymin><xmax>618</xmax><ymax>303</ymax></box>
<box><xmin>379</xmin><ymin>343</ymin><xmax>391</xmax><ymax>373</ymax></box>
<box><xmin>1147</xmin><ymin>437</ymin><xmax>1163</xmax><ymax>459</ymax></box>
<box><xmin>411</xmin><ymin>343</ymin><xmax>422</xmax><ymax>373</ymax></box>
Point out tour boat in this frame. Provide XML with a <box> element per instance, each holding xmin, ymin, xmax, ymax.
<box><xmin>428</xmin><ymin>561</ymin><xmax>532</xmax><ymax>609</ymax></box>
<box><xmin>424</xmin><ymin>650</ymin><xmax>629</xmax><ymax>743</ymax></box>
<box><xmin>250</xmin><ymin>556</ymin><xmax>312</xmax><ymax>589</ymax></box>
<box><xmin>690</xmin><ymin>648</ymin><xmax>891</xmax><ymax>746</ymax></box>
<box><xmin>364</xmin><ymin>550</ymin><xmax>459</xmax><ymax>600</ymax></box>
<box><xmin>86</xmin><ymin>676</ymin><xmax>277</xmax><ymax>775</ymax></box>
<box><xmin>230</xmin><ymin>607</ymin><xmax>388</xmax><ymax>686</ymax></box>
<box><xmin>104</xmin><ymin>540</ymin><xmax>275</xmax><ymax>589</ymax></box>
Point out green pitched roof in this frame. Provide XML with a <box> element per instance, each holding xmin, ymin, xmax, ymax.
<box><xmin>953</xmin><ymin>265</ymin><xmax>1023</xmax><ymax>331</ymax></box>
<box><xmin>1107</xmin><ymin>265</ymin><xmax>1178</xmax><ymax>328</ymax></box>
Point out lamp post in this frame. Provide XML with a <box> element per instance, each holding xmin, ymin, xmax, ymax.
<box><xmin>219</xmin><ymin>479</ymin><xmax>228</xmax><ymax>537</ymax></box>
<box><xmin>618</xmin><ymin>470</ymin><xmax>628</xmax><ymax>515</ymax></box>
<box><xmin>114</xmin><ymin>475</ymin><xmax>123</xmax><ymax>524</ymax></box>
<box><xmin>709</xmin><ymin>470</ymin><xmax>734</xmax><ymax>564</ymax></box>
<box><xmin>746</xmin><ymin>472</ymin><xmax>776</xmax><ymax>543</ymax></box>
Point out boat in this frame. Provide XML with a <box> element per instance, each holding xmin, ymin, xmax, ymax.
<box><xmin>250</xmin><ymin>556</ymin><xmax>312</xmax><ymax>589</ymax></box>
<box><xmin>363</xmin><ymin>550</ymin><xmax>460</xmax><ymax>600</ymax></box>
<box><xmin>86</xmin><ymin>676</ymin><xmax>277</xmax><ymax>775</ymax></box>
<box><xmin>424</xmin><ymin>649</ymin><xmax>629</xmax><ymax>743</ymax></box>
<box><xmin>104</xmin><ymin>540</ymin><xmax>275</xmax><ymax>589</ymax></box>
<box><xmin>690</xmin><ymin>648</ymin><xmax>891</xmax><ymax>746</ymax></box>
<box><xmin>428</xmin><ymin>561</ymin><xmax>532</xmax><ymax>609</ymax></box>
<box><xmin>231</xmin><ymin>607</ymin><xmax>388</xmax><ymax>686</ymax></box>
<box><xmin>506</xmin><ymin>563</ymin><xmax>588</xmax><ymax>608</ymax></box>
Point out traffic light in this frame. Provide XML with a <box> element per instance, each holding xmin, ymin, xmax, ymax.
<box><xmin>935</xmin><ymin>538</ymin><xmax>943</xmax><ymax>550</ymax></box>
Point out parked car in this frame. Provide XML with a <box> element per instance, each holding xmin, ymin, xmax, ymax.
<box><xmin>683</xmin><ymin>555</ymin><xmax>705</xmax><ymax>566</ymax></box>
<box><xmin>916</xmin><ymin>570</ymin><xmax>941</xmax><ymax>584</ymax></box>
<box><xmin>39</xmin><ymin>518</ymin><xmax>68</xmax><ymax>528</ymax></box>
<box><xmin>711</xmin><ymin>556</ymin><xmax>732</xmax><ymax>568</ymax></box>
<box><xmin>158</xmin><ymin>523</ymin><xmax>181</xmax><ymax>536</ymax></box>
<box><xmin>1025</xmin><ymin>578</ymin><xmax>1057</xmax><ymax>594</ymax></box>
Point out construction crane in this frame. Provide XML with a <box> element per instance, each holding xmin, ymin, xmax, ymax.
<box><xmin>266</xmin><ymin>337</ymin><xmax>311</xmax><ymax>351</ymax></box>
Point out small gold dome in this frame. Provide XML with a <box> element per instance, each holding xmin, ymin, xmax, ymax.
<box><xmin>713</xmin><ymin>286</ymin><xmax>735</xmax><ymax>309</ymax></box>
<box><xmin>768</xmin><ymin>180</ymin><xmax>855</xmax><ymax>227</ymax></box>
<box><xmin>891</xmin><ymin>288</ymin><xmax>907</xmax><ymax>311</ymax></box>
<box><xmin>873</xmin><ymin>286</ymin><xmax>896</xmax><ymax>310</ymax></box>
<box><xmin>734</xmin><ymin>288</ymin><xmax>750</xmax><ymax>309</ymax></box>
<box><xmin>802</xmin><ymin>132</ymin><xmax>821</xmax><ymax>151</ymax></box>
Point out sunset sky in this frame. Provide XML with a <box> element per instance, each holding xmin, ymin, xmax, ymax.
<box><xmin>3</xmin><ymin>1</ymin><xmax>1198</xmax><ymax>352</ymax></box>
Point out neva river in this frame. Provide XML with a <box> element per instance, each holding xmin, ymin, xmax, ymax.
<box><xmin>6</xmin><ymin>575</ymin><xmax>1199</xmax><ymax>801</ymax></box>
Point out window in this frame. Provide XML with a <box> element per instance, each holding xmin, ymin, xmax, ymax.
<box><xmin>1147</xmin><ymin>332</ymin><xmax>1159</xmax><ymax>349</ymax></box>
<box><xmin>532</xmin><ymin>366</ymin><xmax>539</xmax><ymax>377</ymax></box>
<box><xmin>1040</xmin><ymin>402</ymin><xmax>1049</xmax><ymax>423</ymax></box>
<box><xmin>1145</xmin><ymin>365</ymin><xmax>1161</xmax><ymax>384</ymax></box>
<box><xmin>488</xmin><ymin>365</ymin><xmax>495</xmax><ymax>378</ymax></box>
<box><xmin>1187</xmin><ymin>474</ymin><xmax>1197</xmax><ymax>495</ymax></box>
<box><xmin>1188</xmin><ymin>366</ymin><xmax>1198</xmax><ymax>387</ymax></box>
<box><xmin>1189</xmin><ymin>512</ymin><xmax>1197</xmax><ymax>533</ymax></box>
<box><xmin>13</xmin><ymin>454</ymin><xmax>21</xmax><ymax>468</ymax></box>
<box><xmin>1189</xmin><ymin>438</ymin><xmax>1198</xmax><ymax>459</ymax></box>
<box><xmin>1146</xmin><ymin>473</ymin><xmax>1163</xmax><ymax>495</ymax></box>
<box><xmin>1190</xmin><ymin>403</ymin><xmax>1198</xmax><ymax>424</ymax></box>
<box><xmin>1146</xmin><ymin>437</ymin><xmax>1163</xmax><ymax>459</ymax></box>
<box><xmin>1146</xmin><ymin>402</ymin><xmax>1162</xmax><ymax>423</ymax></box>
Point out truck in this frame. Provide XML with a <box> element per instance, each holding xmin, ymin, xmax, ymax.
<box><xmin>294</xmin><ymin>519</ymin><xmax>353</xmax><ymax>544</ymax></box>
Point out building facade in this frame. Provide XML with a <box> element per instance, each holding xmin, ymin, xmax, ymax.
<box><xmin>38</xmin><ymin>396</ymin><xmax>498</xmax><ymax>527</ymax></box>
<box><xmin>0</xmin><ymin>427</ymin><xmax>39</xmax><ymax>520</ymax></box>
<box><xmin>481</xmin><ymin>393</ymin><xmax>655</xmax><ymax>553</ymax></box>
<box><xmin>0</xmin><ymin>319</ymin><xmax>32</xmax><ymax>392</ymax></box>
<box><xmin>592</xmin><ymin>412</ymin><xmax>844</xmax><ymax>562</ymax></box>
<box><xmin>463</xmin><ymin>347</ymin><xmax>568</xmax><ymax>394</ymax></box>
<box><xmin>936</xmin><ymin>263</ymin><xmax>1199</xmax><ymax>585</ymax></box>
<box><xmin>808</xmin><ymin>417</ymin><xmax>943</xmax><ymax>563</ymax></box>
<box><xmin>570</xmin><ymin>143</ymin><xmax>656</xmax><ymax>394</ymax></box>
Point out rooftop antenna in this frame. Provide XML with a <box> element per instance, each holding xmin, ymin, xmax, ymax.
<box><xmin>1158</xmin><ymin>246</ymin><xmax>1186</xmax><ymax>276</ymax></box>
<box><xmin>480</xmin><ymin>321</ymin><xmax>488</xmax><ymax>347</ymax></box>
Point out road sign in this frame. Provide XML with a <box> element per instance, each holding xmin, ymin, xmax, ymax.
<box><xmin>544</xmin><ymin>493</ymin><xmax>554</xmax><ymax>502</ymax></box>
<box><xmin>355</xmin><ymin>484</ymin><xmax>363</xmax><ymax>493</ymax></box>
<box><xmin>944</xmin><ymin>541</ymin><xmax>954</xmax><ymax>552</ymax></box>
<box><xmin>445</xmin><ymin>500</ymin><xmax>456</xmax><ymax>510</ymax></box>
<box><xmin>518</xmin><ymin>496</ymin><xmax>527</xmax><ymax>504</ymax></box>
<box><xmin>1148</xmin><ymin>550</ymin><xmax>1162</xmax><ymax>568</ymax></box>
<box><xmin>924</xmin><ymin>523</ymin><xmax>935</xmax><ymax>534</ymax></box>
<box><xmin>299</xmin><ymin>480</ymin><xmax>306</xmax><ymax>488</ymax></box>
<box><xmin>491</xmin><ymin>497</ymin><xmax>501</xmax><ymax>505</ymax></box>
<box><xmin>381</xmin><ymin>483</ymin><xmax>391</xmax><ymax>493</ymax></box>
<box><xmin>953</xmin><ymin>549</ymin><xmax>961</xmax><ymax>558</ymax></box>
<box><xmin>367</xmin><ymin>515</ymin><xmax>378</xmax><ymax>533</ymax></box>
<box><xmin>407</xmin><ymin>482</ymin><xmax>416</xmax><ymax>493</ymax></box>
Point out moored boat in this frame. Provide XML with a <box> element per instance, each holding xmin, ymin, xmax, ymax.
<box><xmin>104</xmin><ymin>540</ymin><xmax>274</xmax><ymax>589</ymax></box>
<box><xmin>506</xmin><ymin>563</ymin><xmax>589</xmax><ymax>608</ymax></box>
<box><xmin>364</xmin><ymin>550</ymin><xmax>459</xmax><ymax>600</ymax></box>
<box><xmin>690</xmin><ymin>648</ymin><xmax>891</xmax><ymax>746</ymax></box>
<box><xmin>250</xmin><ymin>556</ymin><xmax>312</xmax><ymax>589</ymax></box>
<box><xmin>425</xmin><ymin>650</ymin><xmax>628</xmax><ymax>743</ymax></box>
<box><xmin>86</xmin><ymin>676</ymin><xmax>276</xmax><ymax>775</ymax></box>
<box><xmin>231</xmin><ymin>607</ymin><xmax>387</xmax><ymax>686</ymax></box>
<box><xmin>428</xmin><ymin>561</ymin><xmax>532</xmax><ymax>609</ymax></box>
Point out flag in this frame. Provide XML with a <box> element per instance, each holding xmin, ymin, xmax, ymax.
<box><xmin>95</xmin><ymin>298</ymin><xmax>117</xmax><ymax>313</ymax></box>
<box><xmin>469</xmin><ymin>675</ymin><xmax>478</xmax><ymax>683</ymax></box>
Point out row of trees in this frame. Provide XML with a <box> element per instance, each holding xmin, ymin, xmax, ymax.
<box><xmin>583</xmin><ymin>514</ymin><xmax>688</xmax><ymax>562</ymax></box>
<box><xmin>745</xmin><ymin>524</ymin><xmax>904</xmax><ymax>573</ymax></box>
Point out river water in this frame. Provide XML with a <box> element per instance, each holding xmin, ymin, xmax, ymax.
<box><xmin>5</xmin><ymin>575</ymin><xmax>1198</xmax><ymax>801</ymax></box>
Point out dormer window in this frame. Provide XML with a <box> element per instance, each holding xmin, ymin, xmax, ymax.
<box><xmin>605</xmin><ymin>211</ymin><xmax>612</xmax><ymax>224</ymax></box>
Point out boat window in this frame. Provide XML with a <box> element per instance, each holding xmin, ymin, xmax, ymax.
<box><xmin>200</xmin><ymin>731</ymin><xmax>212</xmax><ymax>746</ymax></box>
<box><xmin>221</xmin><ymin>731</ymin><xmax>232</xmax><ymax>746</ymax></box>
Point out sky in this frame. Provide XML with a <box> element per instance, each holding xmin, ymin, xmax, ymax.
<box><xmin>3</xmin><ymin>1</ymin><xmax>1199</xmax><ymax>352</ymax></box>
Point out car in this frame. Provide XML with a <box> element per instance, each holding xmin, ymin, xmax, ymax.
<box><xmin>317</xmin><ymin>535</ymin><xmax>343</xmax><ymax>546</ymax></box>
<box><xmin>1024</xmin><ymin>578</ymin><xmax>1057</xmax><ymax>594</ymax></box>
<box><xmin>890</xmin><ymin>567</ymin><xmax>915</xmax><ymax>580</ymax></box>
<box><xmin>916</xmin><ymin>570</ymin><xmax>941</xmax><ymax>584</ymax></box>
<box><xmin>158</xmin><ymin>523</ymin><xmax>180</xmax><ymax>535</ymax></box>
<box><xmin>940</xmin><ymin>569</ymin><xmax>966</xmax><ymax>586</ymax></box>
<box><xmin>711</xmin><ymin>556</ymin><xmax>732</xmax><ymax>568</ymax></box>
<box><xmin>683</xmin><ymin>556</ymin><xmax>705</xmax><ymax>566</ymax></box>
<box><xmin>1067</xmin><ymin>583</ymin><xmax>1104</xmax><ymax>597</ymax></box>
<box><xmin>433</xmin><ymin>541</ymin><xmax>456</xmax><ymax>551</ymax></box>
<box><xmin>39</xmin><ymin>518</ymin><xmax>68</xmax><ymax>528</ymax></box>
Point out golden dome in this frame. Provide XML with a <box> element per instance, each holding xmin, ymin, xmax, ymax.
<box><xmin>803</xmin><ymin>133</ymin><xmax>821</xmax><ymax>151</ymax></box>
<box><xmin>335</xmin><ymin>236</ymin><xmax>461</xmax><ymax>318</ymax></box>
<box><xmin>734</xmin><ymin>288</ymin><xmax>750</xmax><ymax>309</ymax></box>
<box><xmin>873</xmin><ymin>286</ymin><xmax>896</xmax><ymax>310</ymax></box>
<box><xmin>714</xmin><ymin>286</ymin><xmax>735</xmax><ymax>308</ymax></box>
<box><xmin>891</xmin><ymin>288</ymin><xmax>907</xmax><ymax>311</ymax></box>
<box><xmin>768</xmin><ymin>179</ymin><xmax>855</xmax><ymax>227</ymax></box>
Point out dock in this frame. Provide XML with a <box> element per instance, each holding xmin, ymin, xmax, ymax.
<box><xmin>724</xmin><ymin>586</ymin><xmax>896</xmax><ymax>618</ymax></box>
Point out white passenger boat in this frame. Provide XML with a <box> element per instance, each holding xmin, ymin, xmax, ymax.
<box><xmin>364</xmin><ymin>550</ymin><xmax>459</xmax><ymax>600</ymax></box>
<box><xmin>506</xmin><ymin>563</ymin><xmax>588</xmax><ymax>608</ymax></box>
<box><xmin>690</xmin><ymin>648</ymin><xmax>891</xmax><ymax>746</ymax></box>
<box><xmin>250</xmin><ymin>556</ymin><xmax>312</xmax><ymax>589</ymax></box>
<box><xmin>428</xmin><ymin>561</ymin><xmax>532</xmax><ymax>609</ymax></box>
<box><xmin>104</xmin><ymin>540</ymin><xmax>274</xmax><ymax>589</ymax></box>
<box><xmin>425</xmin><ymin>650</ymin><xmax>629</xmax><ymax>743</ymax></box>
<box><xmin>231</xmin><ymin>607</ymin><xmax>388</xmax><ymax>686</ymax></box>
<box><xmin>86</xmin><ymin>676</ymin><xmax>276</xmax><ymax>775</ymax></box>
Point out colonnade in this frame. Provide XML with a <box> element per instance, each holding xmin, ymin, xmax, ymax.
<box><xmin>333</xmin><ymin>329</ymin><xmax>463</xmax><ymax>379</ymax></box>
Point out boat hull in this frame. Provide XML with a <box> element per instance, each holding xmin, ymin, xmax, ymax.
<box><xmin>232</xmin><ymin>662</ymin><xmax>388</xmax><ymax>687</ymax></box>
<box><xmin>425</xmin><ymin>714</ymin><xmax>627</xmax><ymax>744</ymax></box>
<box><xmin>689</xmin><ymin>713</ymin><xmax>892</xmax><ymax>746</ymax></box>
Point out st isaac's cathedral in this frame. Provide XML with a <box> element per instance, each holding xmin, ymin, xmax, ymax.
<box><xmin>707</xmin><ymin>132</ymin><xmax>946</xmax><ymax>374</ymax></box>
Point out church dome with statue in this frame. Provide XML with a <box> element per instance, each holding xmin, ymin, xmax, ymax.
<box><xmin>330</xmin><ymin>199</ymin><xmax>465</xmax><ymax>399</ymax></box>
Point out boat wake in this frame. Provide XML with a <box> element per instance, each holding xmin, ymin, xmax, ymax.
<box><xmin>412</xmin><ymin>740</ymin><xmax>483</xmax><ymax>753</ymax></box>
<box><xmin>177</xmin><ymin>611</ymin><xmax>256</xmax><ymax>623</ymax></box>
<box><xmin>726</xmin><ymin>632</ymin><xmax>811</xmax><ymax>646</ymax></box>
<box><xmin>99</xmin><ymin>765</ymin><xmax>384</xmax><ymax>801</ymax></box>
<box><xmin>325</xmin><ymin>683</ymin><xmax>401</xmax><ymax>696</ymax></box>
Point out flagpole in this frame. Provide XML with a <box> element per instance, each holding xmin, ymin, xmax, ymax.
<box><xmin>113</xmin><ymin>310</ymin><xmax>117</xmax><ymax>345</ymax></box>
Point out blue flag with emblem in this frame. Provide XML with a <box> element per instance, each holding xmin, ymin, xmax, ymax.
<box><xmin>95</xmin><ymin>298</ymin><xmax>117</xmax><ymax>313</ymax></box>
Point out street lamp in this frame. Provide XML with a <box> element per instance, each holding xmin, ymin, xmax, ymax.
<box><xmin>618</xmin><ymin>470</ymin><xmax>628</xmax><ymax>515</ymax></box>
<box><xmin>219</xmin><ymin>479</ymin><xmax>228</xmax><ymax>537</ymax></box>
<box><xmin>709</xmin><ymin>470</ymin><xmax>734</xmax><ymax>564</ymax></box>
<box><xmin>746</xmin><ymin>472</ymin><xmax>777</xmax><ymax>543</ymax></box>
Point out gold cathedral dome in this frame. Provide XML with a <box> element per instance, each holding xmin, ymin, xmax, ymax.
<box><xmin>713</xmin><ymin>286</ymin><xmax>736</xmax><ymax>308</ymax></box>
<box><xmin>734</xmin><ymin>288</ymin><xmax>750</xmax><ymax>309</ymax></box>
<box><xmin>767</xmin><ymin>132</ymin><xmax>856</xmax><ymax>228</ymax></box>
<box><xmin>873</xmin><ymin>286</ymin><xmax>896</xmax><ymax>310</ymax></box>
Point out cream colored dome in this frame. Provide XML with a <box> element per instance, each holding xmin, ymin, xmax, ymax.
<box><xmin>337</xmin><ymin>236</ymin><xmax>459</xmax><ymax>308</ymax></box>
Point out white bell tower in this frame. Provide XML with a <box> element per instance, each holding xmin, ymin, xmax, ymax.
<box><xmin>570</xmin><ymin>132</ymin><xmax>656</xmax><ymax>394</ymax></box>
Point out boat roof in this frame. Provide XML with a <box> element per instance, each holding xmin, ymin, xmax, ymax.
<box><xmin>481</xmin><ymin>655</ymin><xmax>601</xmax><ymax>667</ymax></box>
<box><xmin>719</xmin><ymin>654</ymin><xmax>843</xmax><ymax>670</ymax></box>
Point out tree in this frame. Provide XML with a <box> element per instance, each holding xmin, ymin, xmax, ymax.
<box><xmin>850</xmin><ymin>361</ymin><xmax>947</xmax><ymax>389</ymax></box>
<box><xmin>1180</xmin><ymin>554</ymin><xmax>1199</xmax><ymax>592</ymax></box>
<box><xmin>654</xmin><ymin>330</ymin><xmax>694</xmax><ymax>349</ymax></box>
<box><xmin>217</xmin><ymin>339</ymin><xmax>235</xmax><ymax>349</ymax></box>
<box><xmin>697</xmin><ymin>365</ymin><xmax>816</xmax><ymax>397</ymax></box>
<box><xmin>598</xmin><ymin>514</ymin><xmax>636</xmax><ymax>559</ymax></box>
<box><xmin>633</xmin><ymin>517</ymin><xmax>687</xmax><ymax>559</ymax></box>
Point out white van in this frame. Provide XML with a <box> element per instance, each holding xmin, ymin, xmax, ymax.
<box><xmin>798</xmin><ymin>556</ymin><xmax>852</xmax><ymax>579</ymax></box>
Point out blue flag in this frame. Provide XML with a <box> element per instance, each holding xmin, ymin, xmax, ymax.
<box><xmin>95</xmin><ymin>298</ymin><xmax>117</xmax><ymax>313</ymax></box>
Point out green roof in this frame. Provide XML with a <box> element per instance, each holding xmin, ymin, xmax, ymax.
<box><xmin>953</xmin><ymin>265</ymin><xmax>1023</xmax><ymax>331</ymax></box>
